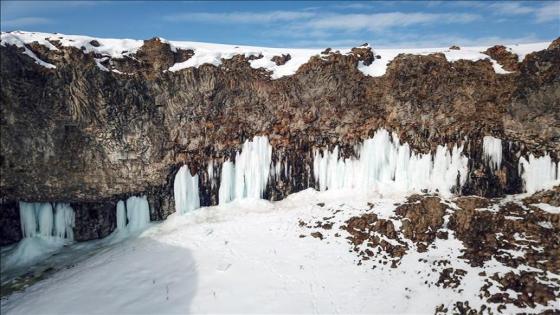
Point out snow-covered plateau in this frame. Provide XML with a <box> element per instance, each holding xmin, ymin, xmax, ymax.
<box><xmin>0</xmin><ymin>31</ymin><xmax>551</xmax><ymax>78</ymax></box>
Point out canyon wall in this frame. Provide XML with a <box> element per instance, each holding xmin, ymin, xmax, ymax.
<box><xmin>1</xmin><ymin>33</ymin><xmax>559</xmax><ymax>245</ymax></box>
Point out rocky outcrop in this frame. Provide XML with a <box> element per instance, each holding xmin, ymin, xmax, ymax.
<box><xmin>1</xmin><ymin>34</ymin><xmax>559</xmax><ymax>244</ymax></box>
<box><xmin>301</xmin><ymin>187</ymin><xmax>560</xmax><ymax>313</ymax></box>
<box><xmin>484</xmin><ymin>45</ymin><xmax>519</xmax><ymax>72</ymax></box>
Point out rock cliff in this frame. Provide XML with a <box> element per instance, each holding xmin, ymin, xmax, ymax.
<box><xmin>1</xmin><ymin>32</ymin><xmax>559</xmax><ymax>245</ymax></box>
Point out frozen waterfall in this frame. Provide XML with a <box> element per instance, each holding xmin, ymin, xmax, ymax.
<box><xmin>3</xmin><ymin>202</ymin><xmax>75</xmax><ymax>269</ymax></box>
<box><xmin>483</xmin><ymin>136</ymin><xmax>503</xmax><ymax>171</ymax></box>
<box><xmin>219</xmin><ymin>160</ymin><xmax>235</xmax><ymax>204</ymax></box>
<box><xmin>519</xmin><ymin>153</ymin><xmax>559</xmax><ymax>193</ymax></box>
<box><xmin>19</xmin><ymin>202</ymin><xmax>75</xmax><ymax>240</ymax></box>
<box><xmin>218</xmin><ymin>136</ymin><xmax>272</xmax><ymax>204</ymax></box>
<box><xmin>124</xmin><ymin>196</ymin><xmax>151</xmax><ymax>231</ymax></box>
<box><xmin>173</xmin><ymin>165</ymin><xmax>200</xmax><ymax>214</ymax></box>
<box><xmin>313</xmin><ymin>129</ymin><xmax>469</xmax><ymax>196</ymax></box>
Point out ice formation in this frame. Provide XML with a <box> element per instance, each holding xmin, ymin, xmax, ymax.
<box><xmin>125</xmin><ymin>196</ymin><xmax>151</xmax><ymax>231</ymax></box>
<box><xmin>483</xmin><ymin>136</ymin><xmax>503</xmax><ymax>171</ymax></box>
<box><xmin>3</xmin><ymin>202</ymin><xmax>76</xmax><ymax>269</ymax></box>
<box><xmin>518</xmin><ymin>153</ymin><xmax>559</xmax><ymax>193</ymax></box>
<box><xmin>219</xmin><ymin>160</ymin><xmax>235</xmax><ymax>204</ymax></box>
<box><xmin>18</xmin><ymin>202</ymin><xmax>75</xmax><ymax>240</ymax></box>
<box><xmin>313</xmin><ymin>129</ymin><xmax>469</xmax><ymax>196</ymax></box>
<box><xmin>173</xmin><ymin>165</ymin><xmax>200</xmax><ymax>214</ymax></box>
<box><xmin>54</xmin><ymin>203</ymin><xmax>75</xmax><ymax>239</ymax></box>
<box><xmin>116</xmin><ymin>200</ymin><xmax>127</xmax><ymax>230</ymax></box>
<box><xmin>218</xmin><ymin>136</ymin><xmax>272</xmax><ymax>204</ymax></box>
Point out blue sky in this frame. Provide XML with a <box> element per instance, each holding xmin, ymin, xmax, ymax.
<box><xmin>1</xmin><ymin>1</ymin><xmax>558</xmax><ymax>48</ymax></box>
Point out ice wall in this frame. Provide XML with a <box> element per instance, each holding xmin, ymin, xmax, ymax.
<box><xmin>218</xmin><ymin>136</ymin><xmax>272</xmax><ymax>204</ymax></box>
<box><xmin>519</xmin><ymin>154</ymin><xmax>559</xmax><ymax>193</ymax></box>
<box><xmin>173</xmin><ymin>165</ymin><xmax>200</xmax><ymax>214</ymax></box>
<box><xmin>313</xmin><ymin>129</ymin><xmax>469</xmax><ymax>196</ymax></box>
<box><xmin>483</xmin><ymin>136</ymin><xmax>503</xmax><ymax>171</ymax></box>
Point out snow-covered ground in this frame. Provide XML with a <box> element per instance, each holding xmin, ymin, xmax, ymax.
<box><xmin>2</xmin><ymin>189</ymin><xmax>557</xmax><ymax>314</ymax></box>
<box><xmin>0</xmin><ymin>31</ymin><xmax>550</xmax><ymax>78</ymax></box>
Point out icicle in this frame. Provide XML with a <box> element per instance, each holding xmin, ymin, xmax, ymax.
<box><xmin>220</xmin><ymin>136</ymin><xmax>272</xmax><ymax>201</ymax></box>
<box><xmin>18</xmin><ymin>202</ymin><xmax>75</xmax><ymax>240</ymax></box>
<box><xmin>37</xmin><ymin>203</ymin><xmax>54</xmax><ymax>238</ymax></box>
<box><xmin>519</xmin><ymin>153</ymin><xmax>559</xmax><ymax>193</ymax></box>
<box><xmin>208</xmin><ymin>160</ymin><xmax>215</xmax><ymax>189</ymax></box>
<box><xmin>54</xmin><ymin>203</ymin><xmax>75</xmax><ymax>240</ymax></box>
<box><xmin>483</xmin><ymin>136</ymin><xmax>503</xmax><ymax>171</ymax></box>
<box><xmin>116</xmin><ymin>200</ymin><xmax>127</xmax><ymax>230</ymax></box>
<box><xmin>173</xmin><ymin>165</ymin><xmax>200</xmax><ymax>214</ymax></box>
<box><xmin>312</xmin><ymin>128</ymin><xmax>469</xmax><ymax>196</ymax></box>
<box><xmin>219</xmin><ymin>160</ymin><xmax>235</xmax><ymax>204</ymax></box>
<box><xmin>19</xmin><ymin>202</ymin><xmax>38</xmax><ymax>238</ymax></box>
<box><xmin>125</xmin><ymin>196</ymin><xmax>150</xmax><ymax>231</ymax></box>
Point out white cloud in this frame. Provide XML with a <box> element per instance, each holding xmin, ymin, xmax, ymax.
<box><xmin>304</xmin><ymin>12</ymin><xmax>479</xmax><ymax>31</ymax></box>
<box><xmin>1</xmin><ymin>16</ymin><xmax>51</xmax><ymax>28</ymax></box>
<box><xmin>371</xmin><ymin>33</ymin><xmax>546</xmax><ymax>49</ymax></box>
<box><xmin>534</xmin><ymin>2</ymin><xmax>560</xmax><ymax>23</ymax></box>
<box><xmin>488</xmin><ymin>2</ymin><xmax>535</xmax><ymax>15</ymax></box>
<box><xmin>164</xmin><ymin>11</ymin><xmax>316</xmax><ymax>23</ymax></box>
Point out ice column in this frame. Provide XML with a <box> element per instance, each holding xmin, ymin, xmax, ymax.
<box><xmin>54</xmin><ymin>203</ymin><xmax>75</xmax><ymax>239</ymax></box>
<box><xmin>125</xmin><ymin>196</ymin><xmax>151</xmax><ymax>231</ymax></box>
<box><xmin>18</xmin><ymin>202</ymin><xmax>75</xmax><ymax>240</ymax></box>
<box><xmin>313</xmin><ymin>128</ymin><xmax>469</xmax><ymax>196</ymax></box>
<box><xmin>519</xmin><ymin>153</ymin><xmax>559</xmax><ymax>193</ymax></box>
<box><xmin>483</xmin><ymin>136</ymin><xmax>503</xmax><ymax>171</ymax></box>
<box><xmin>116</xmin><ymin>200</ymin><xmax>127</xmax><ymax>230</ymax></box>
<box><xmin>219</xmin><ymin>160</ymin><xmax>235</xmax><ymax>204</ymax></box>
<box><xmin>218</xmin><ymin>136</ymin><xmax>272</xmax><ymax>204</ymax></box>
<box><xmin>173</xmin><ymin>165</ymin><xmax>200</xmax><ymax>214</ymax></box>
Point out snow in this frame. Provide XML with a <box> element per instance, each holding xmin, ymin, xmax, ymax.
<box><xmin>2</xmin><ymin>189</ymin><xmax>557</xmax><ymax>314</ymax></box>
<box><xmin>1</xmin><ymin>31</ymin><xmax>550</xmax><ymax>78</ymax></box>
<box><xmin>532</xmin><ymin>203</ymin><xmax>560</xmax><ymax>214</ymax></box>
<box><xmin>482</xmin><ymin>136</ymin><xmax>503</xmax><ymax>171</ymax></box>
<box><xmin>518</xmin><ymin>153</ymin><xmax>559</xmax><ymax>193</ymax></box>
<box><xmin>173</xmin><ymin>165</ymin><xmax>201</xmax><ymax>214</ymax></box>
<box><xmin>313</xmin><ymin>129</ymin><xmax>468</xmax><ymax>196</ymax></box>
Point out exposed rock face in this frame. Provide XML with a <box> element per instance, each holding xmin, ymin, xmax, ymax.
<box><xmin>1</xmin><ymin>35</ymin><xmax>559</xmax><ymax>244</ymax></box>
<box><xmin>394</xmin><ymin>195</ymin><xmax>447</xmax><ymax>251</ymax></box>
<box><xmin>72</xmin><ymin>201</ymin><xmax>117</xmax><ymax>241</ymax></box>
<box><xmin>484</xmin><ymin>45</ymin><xmax>519</xmax><ymax>72</ymax></box>
<box><xmin>0</xmin><ymin>200</ymin><xmax>21</xmax><ymax>246</ymax></box>
<box><xmin>271</xmin><ymin>53</ymin><xmax>291</xmax><ymax>66</ymax></box>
